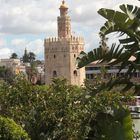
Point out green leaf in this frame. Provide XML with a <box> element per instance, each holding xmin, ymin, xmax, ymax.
<box><xmin>87</xmin><ymin>108</ymin><xmax>133</xmax><ymax>140</ymax></box>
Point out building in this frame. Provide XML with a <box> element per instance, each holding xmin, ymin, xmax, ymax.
<box><xmin>0</xmin><ymin>59</ymin><xmax>20</xmax><ymax>68</ymax></box>
<box><xmin>36</xmin><ymin>63</ymin><xmax>45</xmax><ymax>84</ymax></box>
<box><xmin>44</xmin><ymin>0</ymin><xmax>85</xmax><ymax>85</ymax></box>
<box><xmin>0</xmin><ymin>59</ymin><xmax>26</xmax><ymax>74</ymax></box>
<box><xmin>128</xmin><ymin>96</ymin><xmax>140</xmax><ymax>119</ymax></box>
<box><xmin>85</xmin><ymin>61</ymin><xmax>140</xmax><ymax>83</ymax></box>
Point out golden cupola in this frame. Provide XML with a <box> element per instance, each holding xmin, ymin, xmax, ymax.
<box><xmin>59</xmin><ymin>0</ymin><xmax>68</xmax><ymax>16</ymax></box>
<box><xmin>60</xmin><ymin>0</ymin><xmax>68</xmax><ymax>9</ymax></box>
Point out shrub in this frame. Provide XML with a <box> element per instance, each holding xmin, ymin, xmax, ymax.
<box><xmin>0</xmin><ymin>116</ymin><xmax>30</xmax><ymax>140</ymax></box>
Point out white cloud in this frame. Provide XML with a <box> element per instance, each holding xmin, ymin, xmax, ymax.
<box><xmin>0</xmin><ymin>0</ymin><xmax>58</xmax><ymax>35</ymax></box>
<box><xmin>26</xmin><ymin>39</ymin><xmax>44</xmax><ymax>57</ymax></box>
<box><xmin>0</xmin><ymin>0</ymin><xmax>139</xmax><ymax>59</ymax></box>
<box><xmin>0</xmin><ymin>37</ymin><xmax>44</xmax><ymax>59</ymax></box>
<box><xmin>11</xmin><ymin>39</ymin><xmax>28</xmax><ymax>47</ymax></box>
<box><xmin>0</xmin><ymin>38</ymin><xmax>7</xmax><ymax>47</ymax></box>
<box><xmin>0</xmin><ymin>0</ymin><xmax>139</xmax><ymax>36</ymax></box>
<box><xmin>0</xmin><ymin>38</ymin><xmax>13</xmax><ymax>58</ymax></box>
<box><xmin>0</xmin><ymin>48</ymin><xmax>12</xmax><ymax>59</ymax></box>
<box><xmin>10</xmin><ymin>38</ymin><xmax>44</xmax><ymax>59</ymax></box>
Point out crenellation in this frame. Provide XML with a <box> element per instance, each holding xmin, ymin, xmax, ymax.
<box><xmin>45</xmin><ymin>36</ymin><xmax>84</xmax><ymax>44</ymax></box>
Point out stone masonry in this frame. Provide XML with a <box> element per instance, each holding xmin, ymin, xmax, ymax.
<box><xmin>44</xmin><ymin>0</ymin><xmax>85</xmax><ymax>86</ymax></box>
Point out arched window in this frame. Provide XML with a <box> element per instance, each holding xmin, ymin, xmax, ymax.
<box><xmin>73</xmin><ymin>70</ymin><xmax>77</xmax><ymax>76</ymax></box>
<box><xmin>74</xmin><ymin>54</ymin><xmax>76</xmax><ymax>58</ymax></box>
<box><xmin>54</xmin><ymin>54</ymin><xmax>56</xmax><ymax>58</ymax></box>
<box><xmin>53</xmin><ymin>71</ymin><xmax>57</xmax><ymax>77</ymax></box>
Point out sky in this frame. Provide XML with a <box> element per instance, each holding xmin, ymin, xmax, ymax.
<box><xmin>0</xmin><ymin>0</ymin><xmax>139</xmax><ymax>60</ymax></box>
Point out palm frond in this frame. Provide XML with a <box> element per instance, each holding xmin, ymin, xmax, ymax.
<box><xmin>77</xmin><ymin>44</ymin><xmax>124</xmax><ymax>68</ymax></box>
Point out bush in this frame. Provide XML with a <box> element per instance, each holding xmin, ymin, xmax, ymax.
<box><xmin>0</xmin><ymin>116</ymin><xmax>30</xmax><ymax>140</ymax></box>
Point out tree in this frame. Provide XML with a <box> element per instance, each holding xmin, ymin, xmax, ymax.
<box><xmin>23</xmin><ymin>48</ymin><xmax>29</xmax><ymax>63</ymax></box>
<box><xmin>76</xmin><ymin>3</ymin><xmax>137</xmax><ymax>140</ymax></box>
<box><xmin>34</xmin><ymin>60</ymin><xmax>43</xmax><ymax>65</ymax></box>
<box><xmin>28</xmin><ymin>52</ymin><xmax>36</xmax><ymax>63</ymax></box>
<box><xmin>86</xmin><ymin>108</ymin><xmax>133</xmax><ymax>140</ymax></box>
<box><xmin>0</xmin><ymin>74</ymin><xmax>133</xmax><ymax>140</ymax></box>
<box><xmin>10</xmin><ymin>53</ymin><xmax>18</xmax><ymax>59</ymax></box>
<box><xmin>26</xmin><ymin>62</ymin><xmax>38</xmax><ymax>84</ymax></box>
<box><xmin>0</xmin><ymin>66</ymin><xmax>15</xmax><ymax>83</ymax></box>
<box><xmin>22</xmin><ymin>49</ymin><xmax>36</xmax><ymax>64</ymax></box>
<box><xmin>77</xmin><ymin>4</ymin><xmax>140</xmax><ymax>94</ymax></box>
<box><xmin>22</xmin><ymin>49</ymin><xmax>37</xmax><ymax>83</ymax></box>
<box><xmin>0</xmin><ymin>116</ymin><xmax>30</xmax><ymax>140</ymax></box>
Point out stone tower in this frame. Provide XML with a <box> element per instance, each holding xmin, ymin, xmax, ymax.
<box><xmin>44</xmin><ymin>0</ymin><xmax>85</xmax><ymax>85</ymax></box>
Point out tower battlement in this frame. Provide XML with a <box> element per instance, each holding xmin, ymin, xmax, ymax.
<box><xmin>45</xmin><ymin>36</ymin><xmax>84</xmax><ymax>43</ymax></box>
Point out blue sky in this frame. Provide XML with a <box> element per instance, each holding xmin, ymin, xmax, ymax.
<box><xmin>0</xmin><ymin>0</ymin><xmax>139</xmax><ymax>60</ymax></box>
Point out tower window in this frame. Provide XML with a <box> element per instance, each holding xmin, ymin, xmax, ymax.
<box><xmin>74</xmin><ymin>54</ymin><xmax>76</xmax><ymax>58</ymax></box>
<box><xmin>64</xmin><ymin>55</ymin><xmax>66</xmax><ymax>58</ymax></box>
<box><xmin>73</xmin><ymin>70</ymin><xmax>77</xmax><ymax>76</ymax></box>
<box><xmin>53</xmin><ymin>71</ymin><xmax>57</xmax><ymax>77</ymax></box>
<box><xmin>54</xmin><ymin>55</ymin><xmax>56</xmax><ymax>58</ymax></box>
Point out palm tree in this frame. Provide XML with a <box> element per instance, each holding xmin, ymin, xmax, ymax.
<box><xmin>77</xmin><ymin>4</ymin><xmax>140</xmax><ymax>94</ymax></box>
<box><xmin>77</xmin><ymin>4</ymin><xmax>140</xmax><ymax>139</ymax></box>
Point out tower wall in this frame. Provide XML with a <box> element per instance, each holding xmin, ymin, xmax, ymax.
<box><xmin>44</xmin><ymin>1</ymin><xmax>85</xmax><ymax>86</ymax></box>
<box><xmin>44</xmin><ymin>37</ymin><xmax>85</xmax><ymax>85</ymax></box>
<box><xmin>57</xmin><ymin>16</ymin><xmax>71</xmax><ymax>38</ymax></box>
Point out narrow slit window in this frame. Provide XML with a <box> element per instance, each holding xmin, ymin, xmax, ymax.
<box><xmin>53</xmin><ymin>71</ymin><xmax>57</xmax><ymax>77</ymax></box>
<box><xmin>74</xmin><ymin>70</ymin><xmax>77</xmax><ymax>76</ymax></box>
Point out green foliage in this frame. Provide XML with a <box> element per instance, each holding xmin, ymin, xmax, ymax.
<box><xmin>22</xmin><ymin>48</ymin><xmax>29</xmax><ymax>63</ymax></box>
<box><xmin>26</xmin><ymin>62</ymin><xmax>38</xmax><ymax>83</ymax></box>
<box><xmin>83</xmin><ymin>74</ymin><xmax>133</xmax><ymax>140</ymax></box>
<box><xmin>77</xmin><ymin>44</ymin><xmax>122</xmax><ymax>69</ymax></box>
<box><xmin>0</xmin><ymin>116</ymin><xmax>30</xmax><ymax>140</ymax></box>
<box><xmin>0</xmin><ymin>75</ymin><xmax>133</xmax><ymax>140</ymax></box>
<box><xmin>22</xmin><ymin>49</ymin><xmax>36</xmax><ymax>63</ymax></box>
<box><xmin>0</xmin><ymin>66</ymin><xmax>15</xmax><ymax>83</ymax></box>
<box><xmin>87</xmin><ymin>108</ymin><xmax>133</xmax><ymax>140</ymax></box>
<box><xmin>28</xmin><ymin>52</ymin><xmax>36</xmax><ymax>63</ymax></box>
<box><xmin>76</xmin><ymin>4</ymin><xmax>137</xmax><ymax>140</ymax></box>
<box><xmin>77</xmin><ymin>4</ymin><xmax>140</xmax><ymax>94</ymax></box>
<box><xmin>0</xmin><ymin>77</ymin><xmax>85</xmax><ymax>139</ymax></box>
<box><xmin>10</xmin><ymin>53</ymin><xmax>18</xmax><ymax>59</ymax></box>
<box><xmin>22</xmin><ymin>49</ymin><xmax>37</xmax><ymax>83</ymax></box>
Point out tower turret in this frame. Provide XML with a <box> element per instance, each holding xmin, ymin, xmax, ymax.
<box><xmin>59</xmin><ymin>0</ymin><xmax>68</xmax><ymax>16</ymax></box>
<box><xmin>57</xmin><ymin>0</ymin><xmax>71</xmax><ymax>38</ymax></box>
